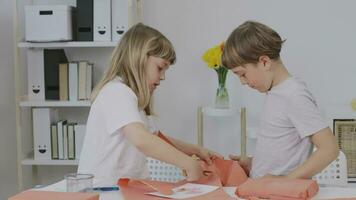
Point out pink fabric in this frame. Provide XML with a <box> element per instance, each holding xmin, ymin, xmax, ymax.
<box><xmin>117</xmin><ymin>156</ymin><xmax>248</xmax><ymax>199</ymax></box>
<box><xmin>8</xmin><ymin>191</ymin><xmax>99</xmax><ymax>200</ymax></box>
<box><xmin>118</xmin><ymin>174</ymin><xmax>235</xmax><ymax>200</ymax></box>
<box><xmin>236</xmin><ymin>177</ymin><xmax>319</xmax><ymax>200</ymax></box>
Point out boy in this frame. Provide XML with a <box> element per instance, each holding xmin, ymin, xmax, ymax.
<box><xmin>222</xmin><ymin>21</ymin><xmax>339</xmax><ymax>179</ymax></box>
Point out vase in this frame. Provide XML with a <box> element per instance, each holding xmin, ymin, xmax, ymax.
<box><xmin>215</xmin><ymin>83</ymin><xmax>229</xmax><ymax>108</ymax></box>
<box><xmin>215</xmin><ymin>67</ymin><xmax>229</xmax><ymax>108</ymax></box>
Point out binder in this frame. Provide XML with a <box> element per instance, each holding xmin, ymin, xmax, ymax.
<box><xmin>111</xmin><ymin>0</ymin><xmax>129</xmax><ymax>41</ymax></box>
<box><xmin>32</xmin><ymin>108</ymin><xmax>59</xmax><ymax>160</ymax></box>
<box><xmin>76</xmin><ymin>0</ymin><xmax>94</xmax><ymax>41</ymax></box>
<box><xmin>44</xmin><ymin>49</ymin><xmax>68</xmax><ymax>100</ymax></box>
<box><xmin>94</xmin><ymin>0</ymin><xmax>111</xmax><ymax>41</ymax></box>
<box><xmin>27</xmin><ymin>49</ymin><xmax>45</xmax><ymax>100</ymax></box>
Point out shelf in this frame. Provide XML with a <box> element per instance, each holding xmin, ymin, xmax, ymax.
<box><xmin>21</xmin><ymin>158</ymin><xmax>79</xmax><ymax>166</ymax></box>
<box><xmin>19</xmin><ymin>100</ymin><xmax>91</xmax><ymax>107</ymax></box>
<box><xmin>18</xmin><ymin>41</ymin><xmax>117</xmax><ymax>48</ymax></box>
<box><xmin>202</xmin><ymin>107</ymin><xmax>240</xmax><ymax>117</ymax></box>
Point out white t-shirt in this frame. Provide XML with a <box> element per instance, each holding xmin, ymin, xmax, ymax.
<box><xmin>250</xmin><ymin>77</ymin><xmax>328</xmax><ymax>178</ymax></box>
<box><xmin>77</xmin><ymin>77</ymin><xmax>153</xmax><ymax>186</ymax></box>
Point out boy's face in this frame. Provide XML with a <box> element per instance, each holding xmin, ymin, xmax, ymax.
<box><xmin>231</xmin><ymin>60</ymin><xmax>273</xmax><ymax>93</ymax></box>
<box><xmin>146</xmin><ymin>56</ymin><xmax>170</xmax><ymax>93</ymax></box>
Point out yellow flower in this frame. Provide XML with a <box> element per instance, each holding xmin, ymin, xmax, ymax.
<box><xmin>202</xmin><ymin>43</ymin><xmax>224</xmax><ymax>69</ymax></box>
<box><xmin>351</xmin><ymin>98</ymin><xmax>356</xmax><ymax>111</ymax></box>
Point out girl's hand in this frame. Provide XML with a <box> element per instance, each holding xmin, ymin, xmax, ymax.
<box><xmin>196</xmin><ymin>147</ymin><xmax>224</xmax><ymax>165</ymax></box>
<box><xmin>184</xmin><ymin>158</ymin><xmax>204</xmax><ymax>181</ymax></box>
<box><xmin>229</xmin><ymin>154</ymin><xmax>252</xmax><ymax>176</ymax></box>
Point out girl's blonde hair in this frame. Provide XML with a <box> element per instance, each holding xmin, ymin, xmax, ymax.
<box><xmin>222</xmin><ymin>21</ymin><xmax>285</xmax><ymax>69</ymax></box>
<box><xmin>91</xmin><ymin>23</ymin><xmax>176</xmax><ymax>115</ymax></box>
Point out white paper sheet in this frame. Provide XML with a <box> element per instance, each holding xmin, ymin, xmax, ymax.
<box><xmin>146</xmin><ymin>183</ymin><xmax>219</xmax><ymax>199</ymax></box>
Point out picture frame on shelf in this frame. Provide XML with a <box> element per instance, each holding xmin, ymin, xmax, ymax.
<box><xmin>333</xmin><ymin>119</ymin><xmax>356</xmax><ymax>182</ymax></box>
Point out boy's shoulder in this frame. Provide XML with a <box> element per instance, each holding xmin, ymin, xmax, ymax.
<box><xmin>271</xmin><ymin>77</ymin><xmax>309</xmax><ymax>95</ymax></box>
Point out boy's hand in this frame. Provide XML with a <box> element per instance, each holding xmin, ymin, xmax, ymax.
<box><xmin>196</xmin><ymin>147</ymin><xmax>224</xmax><ymax>165</ymax></box>
<box><xmin>229</xmin><ymin>154</ymin><xmax>252</xmax><ymax>176</ymax></box>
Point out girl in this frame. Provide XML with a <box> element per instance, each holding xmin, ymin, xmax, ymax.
<box><xmin>77</xmin><ymin>23</ymin><xmax>220</xmax><ymax>186</ymax></box>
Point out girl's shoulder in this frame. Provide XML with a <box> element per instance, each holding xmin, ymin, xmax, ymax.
<box><xmin>99</xmin><ymin>77</ymin><xmax>137</xmax><ymax>100</ymax></box>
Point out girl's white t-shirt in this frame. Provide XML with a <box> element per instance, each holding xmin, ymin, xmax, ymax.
<box><xmin>77</xmin><ymin>77</ymin><xmax>153</xmax><ymax>186</ymax></box>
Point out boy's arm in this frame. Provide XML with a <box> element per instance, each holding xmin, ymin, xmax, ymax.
<box><xmin>122</xmin><ymin>122</ymin><xmax>203</xmax><ymax>181</ymax></box>
<box><xmin>286</xmin><ymin>127</ymin><xmax>339</xmax><ymax>179</ymax></box>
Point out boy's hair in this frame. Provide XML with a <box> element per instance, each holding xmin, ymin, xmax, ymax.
<box><xmin>91</xmin><ymin>23</ymin><xmax>176</xmax><ymax>115</ymax></box>
<box><xmin>222</xmin><ymin>21</ymin><xmax>285</xmax><ymax>69</ymax></box>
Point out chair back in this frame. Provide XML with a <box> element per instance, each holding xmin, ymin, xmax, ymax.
<box><xmin>147</xmin><ymin>157</ymin><xmax>185</xmax><ymax>182</ymax></box>
<box><xmin>313</xmin><ymin>151</ymin><xmax>348</xmax><ymax>186</ymax></box>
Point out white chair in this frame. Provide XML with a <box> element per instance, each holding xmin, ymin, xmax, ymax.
<box><xmin>146</xmin><ymin>157</ymin><xmax>185</xmax><ymax>182</ymax></box>
<box><xmin>313</xmin><ymin>151</ymin><xmax>348</xmax><ymax>186</ymax></box>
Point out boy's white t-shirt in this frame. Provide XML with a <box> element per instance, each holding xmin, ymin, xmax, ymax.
<box><xmin>250</xmin><ymin>77</ymin><xmax>329</xmax><ymax>178</ymax></box>
<box><xmin>77</xmin><ymin>77</ymin><xmax>154</xmax><ymax>186</ymax></box>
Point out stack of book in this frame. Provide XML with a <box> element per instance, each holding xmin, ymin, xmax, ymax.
<box><xmin>50</xmin><ymin>120</ymin><xmax>86</xmax><ymax>160</ymax></box>
<box><xmin>59</xmin><ymin>61</ymin><xmax>93</xmax><ymax>101</ymax></box>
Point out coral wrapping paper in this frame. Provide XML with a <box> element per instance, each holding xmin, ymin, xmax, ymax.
<box><xmin>236</xmin><ymin>177</ymin><xmax>319</xmax><ymax>200</ymax></box>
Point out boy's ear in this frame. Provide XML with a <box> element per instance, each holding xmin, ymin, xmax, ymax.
<box><xmin>258</xmin><ymin>55</ymin><xmax>272</xmax><ymax>70</ymax></box>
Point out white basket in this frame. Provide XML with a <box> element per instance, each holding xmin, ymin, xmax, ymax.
<box><xmin>313</xmin><ymin>151</ymin><xmax>348</xmax><ymax>186</ymax></box>
<box><xmin>147</xmin><ymin>157</ymin><xmax>185</xmax><ymax>183</ymax></box>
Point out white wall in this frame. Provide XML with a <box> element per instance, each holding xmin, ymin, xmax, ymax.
<box><xmin>143</xmin><ymin>0</ymin><xmax>356</xmax><ymax>155</ymax></box>
<box><xmin>0</xmin><ymin>0</ymin><xmax>18</xmax><ymax>199</ymax></box>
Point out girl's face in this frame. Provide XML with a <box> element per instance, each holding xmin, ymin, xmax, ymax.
<box><xmin>231</xmin><ymin>61</ymin><xmax>273</xmax><ymax>93</ymax></box>
<box><xmin>146</xmin><ymin>56</ymin><xmax>170</xmax><ymax>93</ymax></box>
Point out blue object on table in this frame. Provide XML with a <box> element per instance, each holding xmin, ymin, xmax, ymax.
<box><xmin>92</xmin><ymin>186</ymin><xmax>119</xmax><ymax>191</ymax></box>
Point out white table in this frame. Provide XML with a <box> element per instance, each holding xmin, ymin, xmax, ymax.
<box><xmin>33</xmin><ymin>180</ymin><xmax>356</xmax><ymax>200</ymax></box>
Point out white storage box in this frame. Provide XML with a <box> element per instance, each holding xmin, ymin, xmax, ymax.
<box><xmin>25</xmin><ymin>5</ymin><xmax>74</xmax><ymax>42</ymax></box>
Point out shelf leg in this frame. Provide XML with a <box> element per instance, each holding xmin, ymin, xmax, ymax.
<box><xmin>240</xmin><ymin>107</ymin><xmax>247</xmax><ymax>157</ymax></box>
<box><xmin>197</xmin><ymin>106</ymin><xmax>204</xmax><ymax>147</ymax></box>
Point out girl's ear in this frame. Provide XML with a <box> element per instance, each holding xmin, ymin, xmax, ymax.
<box><xmin>258</xmin><ymin>55</ymin><xmax>272</xmax><ymax>70</ymax></box>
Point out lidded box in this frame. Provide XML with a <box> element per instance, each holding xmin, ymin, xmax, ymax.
<box><xmin>25</xmin><ymin>5</ymin><xmax>74</xmax><ymax>42</ymax></box>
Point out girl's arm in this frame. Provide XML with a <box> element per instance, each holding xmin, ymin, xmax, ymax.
<box><xmin>285</xmin><ymin>127</ymin><xmax>339</xmax><ymax>179</ymax></box>
<box><xmin>164</xmin><ymin>135</ymin><xmax>223</xmax><ymax>164</ymax></box>
<box><xmin>122</xmin><ymin>122</ymin><xmax>203</xmax><ymax>181</ymax></box>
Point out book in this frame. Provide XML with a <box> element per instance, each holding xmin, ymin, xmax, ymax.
<box><xmin>63</xmin><ymin>123</ymin><xmax>68</xmax><ymax>160</ymax></box>
<box><xmin>78</xmin><ymin>61</ymin><xmax>87</xmax><ymax>100</ymax></box>
<box><xmin>74</xmin><ymin>124</ymin><xmax>86</xmax><ymax>159</ymax></box>
<box><xmin>86</xmin><ymin>63</ymin><xmax>93</xmax><ymax>100</ymax></box>
<box><xmin>68</xmin><ymin>62</ymin><xmax>78</xmax><ymax>101</ymax></box>
<box><xmin>59</xmin><ymin>63</ymin><xmax>69</xmax><ymax>101</ymax></box>
<box><xmin>57</xmin><ymin>120</ymin><xmax>67</xmax><ymax>159</ymax></box>
<box><xmin>67</xmin><ymin>123</ymin><xmax>76</xmax><ymax>160</ymax></box>
<box><xmin>51</xmin><ymin>124</ymin><xmax>59</xmax><ymax>159</ymax></box>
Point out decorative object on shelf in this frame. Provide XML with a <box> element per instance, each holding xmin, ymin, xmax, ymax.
<box><xmin>202</xmin><ymin>42</ymin><xmax>229</xmax><ymax>108</ymax></box>
<box><xmin>351</xmin><ymin>98</ymin><xmax>356</xmax><ymax>111</ymax></box>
